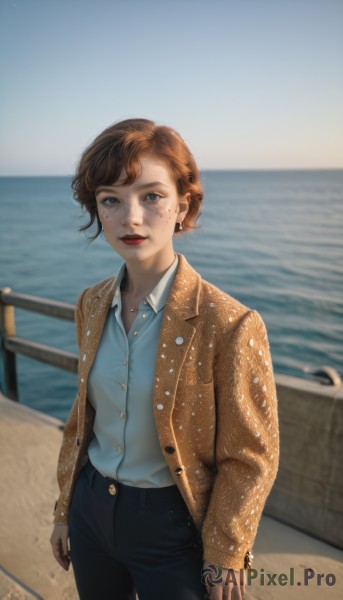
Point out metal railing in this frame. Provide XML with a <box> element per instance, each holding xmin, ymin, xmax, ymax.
<box><xmin>0</xmin><ymin>287</ymin><xmax>78</xmax><ymax>401</ymax></box>
<box><xmin>1</xmin><ymin>287</ymin><xmax>342</xmax><ymax>403</ymax></box>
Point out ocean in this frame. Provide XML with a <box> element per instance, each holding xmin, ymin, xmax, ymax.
<box><xmin>0</xmin><ymin>171</ymin><xmax>342</xmax><ymax>421</ymax></box>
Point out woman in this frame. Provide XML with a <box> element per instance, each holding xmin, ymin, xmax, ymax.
<box><xmin>50</xmin><ymin>118</ymin><xmax>279</xmax><ymax>600</ymax></box>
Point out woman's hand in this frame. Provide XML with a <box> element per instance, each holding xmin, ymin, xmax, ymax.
<box><xmin>50</xmin><ymin>524</ymin><xmax>71</xmax><ymax>571</ymax></box>
<box><xmin>203</xmin><ymin>559</ymin><xmax>246</xmax><ymax>599</ymax></box>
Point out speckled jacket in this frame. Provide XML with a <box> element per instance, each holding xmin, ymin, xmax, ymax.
<box><xmin>54</xmin><ymin>253</ymin><xmax>279</xmax><ymax>571</ymax></box>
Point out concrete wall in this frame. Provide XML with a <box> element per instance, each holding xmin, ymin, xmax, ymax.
<box><xmin>265</xmin><ymin>374</ymin><xmax>343</xmax><ymax>549</ymax></box>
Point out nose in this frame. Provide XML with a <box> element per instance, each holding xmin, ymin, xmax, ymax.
<box><xmin>121</xmin><ymin>198</ymin><xmax>143</xmax><ymax>226</ymax></box>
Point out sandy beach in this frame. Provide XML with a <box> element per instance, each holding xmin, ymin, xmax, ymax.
<box><xmin>1</xmin><ymin>392</ymin><xmax>342</xmax><ymax>599</ymax></box>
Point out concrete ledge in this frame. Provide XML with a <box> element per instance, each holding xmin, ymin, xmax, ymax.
<box><xmin>266</xmin><ymin>376</ymin><xmax>343</xmax><ymax>548</ymax></box>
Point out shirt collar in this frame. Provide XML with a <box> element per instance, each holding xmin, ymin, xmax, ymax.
<box><xmin>111</xmin><ymin>254</ymin><xmax>179</xmax><ymax>314</ymax></box>
<box><xmin>111</xmin><ymin>263</ymin><xmax>126</xmax><ymax>308</ymax></box>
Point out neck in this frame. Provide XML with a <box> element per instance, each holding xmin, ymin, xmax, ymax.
<box><xmin>121</xmin><ymin>249</ymin><xmax>176</xmax><ymax>298</ymax></box>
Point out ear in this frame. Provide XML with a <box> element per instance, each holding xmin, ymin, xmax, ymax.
<box><xmin>177</xmin><ymin>192</ymin><xmax>190</xmax><ymax>220</ymax></box>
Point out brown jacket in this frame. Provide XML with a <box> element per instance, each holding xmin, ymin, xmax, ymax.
<box><xmin>54</xmin><ymin>253</ymin><xmax>279</xmax><ymax>571</ymax></box>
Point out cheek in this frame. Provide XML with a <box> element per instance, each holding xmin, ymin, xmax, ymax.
<box><xmin>155</xmin><ymin>204</ymin><xmax>176</xmax><ymax>225</ymax></box>
<box><xmin>99</xmin><ymin>209</ymin><xmax>118</xmax><ymax>224</ymax></box>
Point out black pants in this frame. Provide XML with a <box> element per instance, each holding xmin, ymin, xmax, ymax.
<box><xmin>69</xmin><ymin>460</ymin><xmax>209</xmax><ymax>600</ymax></box>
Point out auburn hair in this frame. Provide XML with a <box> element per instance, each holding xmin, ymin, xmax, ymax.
<box><xmin>72</xmin><ymin>118</ymin><xmax>203</xmax><ymax>239</ymax></box>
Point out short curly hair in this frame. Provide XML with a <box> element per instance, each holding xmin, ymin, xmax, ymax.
<box><xmin>72</xmin><ymin>118</ymin><xmax>203</xmax><ymax>239</ymax></box>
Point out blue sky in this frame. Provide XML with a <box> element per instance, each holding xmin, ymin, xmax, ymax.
<box><xmin>0</xmin><ymin>0</ymin><xmax>342</xmax><ymax>174</ymax></box>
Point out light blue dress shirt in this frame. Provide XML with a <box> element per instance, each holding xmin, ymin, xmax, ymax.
<box><xmin>87</xmin><ymin>255</ymin><xmax>179</xmax><ymax>487</ymax></box>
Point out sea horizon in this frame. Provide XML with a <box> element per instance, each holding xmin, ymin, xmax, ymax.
<box><xmin>1</xmin><ymin>167</ymin><xmax>342</xmax><ymax>178</ymax></box>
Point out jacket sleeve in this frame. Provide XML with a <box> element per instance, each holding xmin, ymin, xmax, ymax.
<box><xmin>201</xmin><ymin>309</ymin><xmax>280</xmax><ymax>571</ymax></box>
<box><xmin>53</xmin><ymin>287</ymin><xmax>88</xmax><ymax>524</ymax></box>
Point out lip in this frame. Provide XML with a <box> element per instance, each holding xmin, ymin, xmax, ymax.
<box><xmin>120</xmin><ymin>235</ymin><xmax>147</xmax><ymax>246</ymax></box>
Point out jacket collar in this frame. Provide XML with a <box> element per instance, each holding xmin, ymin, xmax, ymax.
<box><xmin>91</xmin><ymin>253</ymin><xmax>201</xmax><ymax>322</ymax></box>
<box><xmin>162</xmin><ymin>253</ymin><xmax>201</xmax><ymax>320</ymax></box>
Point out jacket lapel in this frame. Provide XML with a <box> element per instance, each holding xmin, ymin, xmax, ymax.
<box><xmin>78</xmin><ymin>278</ymin><xmax>117</xmax><ymax>439</ymax></box>
<box><xmin>152</xmin><ymin>254</ymin><xmax>202</xmax><ymax>430</ymax></box>
<box><xmin>83</xmin><ymin>281</ymin><xmax>117</xmax><ymax>381</ymax></box>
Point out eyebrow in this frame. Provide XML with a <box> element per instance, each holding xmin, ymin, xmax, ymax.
<box><xmin>95</xmin><ymin>181</ymin><xmax>169</xmax><ymax>195</ymax></box>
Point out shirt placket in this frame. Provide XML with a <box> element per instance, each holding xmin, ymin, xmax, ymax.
<box><xmin>114</xmin><ymin>299</ymin><xmax>151</xmax><ymax>475</ymax></box>
<box><xmin>113</xmin><ymin>304</ymin><xmax>129</xmax><ymax>467</ymax></box>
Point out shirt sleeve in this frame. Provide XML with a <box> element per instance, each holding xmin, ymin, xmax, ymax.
<box><xmin>201</xmin><ymin>309</ymin><xmax>280</xmax><ymax>571</ymax></box>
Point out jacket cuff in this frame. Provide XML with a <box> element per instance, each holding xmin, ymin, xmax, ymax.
<box><xmin>53</xmin><ymin>499</ymin><xmax>69</xmax><ymax>525</ymax></box>
<box><xmin>203</xmin><ymin>545</ymin><xmax>254</xmax><ymax>572</ymax></box>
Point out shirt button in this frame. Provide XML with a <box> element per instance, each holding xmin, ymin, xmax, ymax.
<box><xmin>133</xmin><ymin>331</ymin><xmax>138</xmax><ymax>336</ymax></box>
<box><xmin>122</xmin><ymin>360</ymin><xmax>128</xmax><ymax>365</ymax></box>
<box><xmin>118</xmin><ymin>446</ymin><xmax>124</xmax><ymax>453</ymax></box>
<box><xmin>121</xmin><ymin>383</ymin><xmax>127</xmax><ymax>390</ymax></box>
<box><xmin>120</xmin><ymin>411</ymin><xmax>126</xmax><ymax>418</ymax></box>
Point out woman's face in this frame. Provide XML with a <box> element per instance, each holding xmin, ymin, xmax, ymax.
<box><xmin>95</xmin><ymin>154</ymin><xmax>189</xmax><ymax>266</ymax></box>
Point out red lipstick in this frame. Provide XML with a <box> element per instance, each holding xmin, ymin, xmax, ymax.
<box><xmin>121</xmin><ymin>235</ymin><xmax>147</xmax><ymax>246</ymax></box>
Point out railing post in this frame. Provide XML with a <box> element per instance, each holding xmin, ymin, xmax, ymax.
<box><xmin>0</xmin><ymin>288</ymin><xmax>19</xmax><ymax>401</ymax></box>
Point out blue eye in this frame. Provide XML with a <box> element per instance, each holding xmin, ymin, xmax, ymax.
<box><xmin>103</xmin><ymin>197</ymin><xmax>119</xmax><ymax>206</ymax></box>
<box><xmin>145</xmin><ymin>193</ymin><xmax>161</xmax><ymax>202</ymax></box>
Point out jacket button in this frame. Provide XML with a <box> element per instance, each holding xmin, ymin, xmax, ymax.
<box><xmin>165</xmin><ymin>446</ymin><xmax>175</xmax><ymax>454</ymax></box>
<box><xmin>108</xmin><ymin>484</ymin><xmax>117</xmax><ymax>496</ymax></box>
<box><xmin>175</xmin><ymin>466</ymin><xmax>184</xmax><ymax>476</ymax></box>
